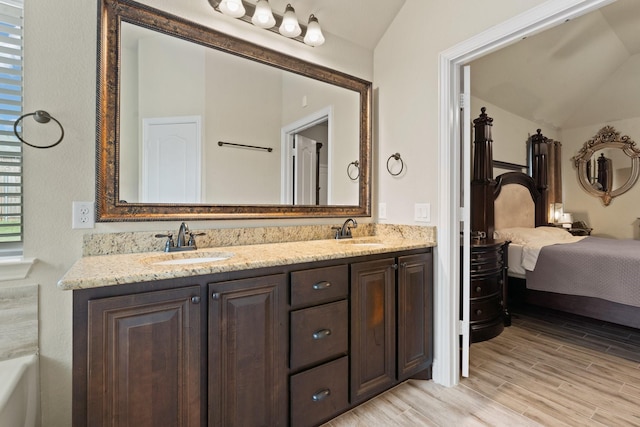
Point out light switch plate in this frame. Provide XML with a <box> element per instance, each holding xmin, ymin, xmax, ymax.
<box><xmin>414</xmin><ymin>203</ymin><xmax>430</xmax><ymax>223</ymax></box>
<box><xmin>378</xmin><ymin>203</ymin><xmax>387</xmax><ymax>219</ymax></box>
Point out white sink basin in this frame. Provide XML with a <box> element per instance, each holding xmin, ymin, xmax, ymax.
<box><xmin>144</xmin><ymin>251</ymin><xmax>234</xmax><ymax>266</ymax></box>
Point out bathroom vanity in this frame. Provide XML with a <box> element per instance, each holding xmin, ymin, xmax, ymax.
<box><xmin>61</xmin><ymin>237</ymin><xmax>434</xmax><ymax>427</ymax></box>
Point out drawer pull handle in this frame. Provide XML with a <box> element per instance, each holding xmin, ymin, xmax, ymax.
<box><xmin>312</xmin><ymin>389</ymin><xmax>331</xmax><ymax>402</ymax></box>
<box><xmin>312</xmin><ymin>281</ymin><xmax>332</xmax><ymax>290</ymax></box>
<box><xmin>312</xmin><ymin>329</ymin><xmax>332</xmax><ymax>340</ymax></box>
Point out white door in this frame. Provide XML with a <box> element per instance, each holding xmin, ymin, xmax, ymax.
<box><xmin>294</xmin><ymin>134</ymin><xmax>318</xmax><ymax>205</ymax></box>
<box><xmin>460</xmin><ymin>65</ymin><xmax>472</xmax><ymax>377</ymax></box>
<box><xmin>141</xmin><ymin>116</ymin><xmax>202</xmax><ymax>203</ymax></box>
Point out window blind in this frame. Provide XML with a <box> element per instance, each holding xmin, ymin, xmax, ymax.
<box><xmin>0</xmin><ymin>0</ymin><xmax>23</xmax><ymax>254</ymax></box>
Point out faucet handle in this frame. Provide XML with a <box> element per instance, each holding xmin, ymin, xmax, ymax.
<box><xmin>154</xmin><ymin>233</ymin><xmax>175</xmax><ymax>252</ymax></box>
<box><xmin>331</xmin><ymin>226</ymin><xmax>342</xmax><ymax>239</ymax></box>
<box><xmin>187</xmin><ymin>231</ymin><xmax>206</xmax><ymax>248</ymax></box>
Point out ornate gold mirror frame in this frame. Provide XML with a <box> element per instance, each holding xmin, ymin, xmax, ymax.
<box><xmin>572</xmin><ymin>126</ymin><xmax>640</xmax><ymax>206</ymax></box>
<box><xmin>96</xmin><ymin>0</ymin><xmax>372</xmax><ymax>221</ymax></box>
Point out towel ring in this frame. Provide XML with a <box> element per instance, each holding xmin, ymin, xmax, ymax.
<box><xmin>13</xmin><ymin>110</ymin><xmax>65</xmax><ymax>149</ymax></box>
<box><xmin>386</xmin><ymin>152</ymin><xmax>404</xmax><ymax>176</ymax></box>
<box><xmin>347</xmin><ymin>160</ymin><xmax>360</xmax><ymax>180</ymax></box>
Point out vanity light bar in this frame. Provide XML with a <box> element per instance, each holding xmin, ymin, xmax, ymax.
<box><xmin>208</xmin><ymin>0</ymin><xmax>322</xmax><ymax>46</ymax></box>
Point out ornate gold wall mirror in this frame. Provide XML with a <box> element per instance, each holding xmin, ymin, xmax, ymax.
<box><xmin>97</xmin><ymin>0</ymin><xmax>371</xmax><ymax>221</ymax></box>
<box><xmin>572</xmin><ymin>126</ymin><xmax>640</xmax><ymax>206</ymax></box>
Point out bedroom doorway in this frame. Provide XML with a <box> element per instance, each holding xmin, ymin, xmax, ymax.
<box><xmin>436</xmin><ymin>0</ymin><xmax>615</xmax><ymax>387</ymax></box>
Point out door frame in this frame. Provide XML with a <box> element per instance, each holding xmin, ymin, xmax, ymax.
<box><xmin>436</xmin><ymin>0</ymin><xmax>615</xmax><ymax>387</ymax></box>
<box><xmin>281</xmin><ymin>106</ymin><xmax>333</xmax><ymax>204</ymax></box>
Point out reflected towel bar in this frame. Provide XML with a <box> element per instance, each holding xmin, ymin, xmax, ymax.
<box><xmin>218</xmin><ymin>141</ymin><xmax>273</xmax><ymax>152</ymax></box>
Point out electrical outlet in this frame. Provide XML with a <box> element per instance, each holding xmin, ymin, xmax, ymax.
<box><xmin>72</xmin><ymin>201</ymin><xmax>95</xmax><ymax>229</ymax></box>
<box><xmin>414</xmin><ymin>203</ymin><xmax>430</xmax><ymax>223</ymax></box>
<box><xmin>378</xmin><ymin>202</ymin><xmax>387</xmax><ymax>220</ymax></box>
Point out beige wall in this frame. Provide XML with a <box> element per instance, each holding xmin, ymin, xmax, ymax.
<box><xmin>9</xmin><ymin>0</ymin><xmax>553</xmax><ymax>425</ymax></box>
<box><xmin>373</xmin><ymin>0</ymin><xmax>547</xmax><ymax>224</ymax></box>
<box><xmin>561</xmin><ymin>117</ymin><xmax>640</xmax><ymax>239</ymax></box>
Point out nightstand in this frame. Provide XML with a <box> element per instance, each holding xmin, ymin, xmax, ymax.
<box><xmin>467</xmin><ymin>240</ymin><xmax>510</xmax><ymax>343</ymax></box>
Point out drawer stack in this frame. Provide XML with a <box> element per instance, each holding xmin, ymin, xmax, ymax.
<box><xmin>469</xmin><ymin>240</ymin><xmax>510</xmax><ymax>343</ymax></box>
<box><xmin>289</xmin><ymin>265</ymin><xmax>349</xmax><ymax>427</ymax></box>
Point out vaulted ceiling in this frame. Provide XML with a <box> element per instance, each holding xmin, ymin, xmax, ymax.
<box><xmin>243</xmin><ymin>0</ymin><xmax>406</xmax><ymax>50</ymax></box>
<box><xmin>471</xmin><ymin>0</ymin><xmax>640</xmax><ymax>131</ymax></box>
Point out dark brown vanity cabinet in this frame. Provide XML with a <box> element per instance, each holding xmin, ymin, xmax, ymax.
<box><xmin>350</xmin><ymin>253</ymin><xmax>433</xmax><ymax>405</ymax></box>
<box><xmin>85</xmin><ymin>286</ymin><xmax>203</xmax><ymax>427</ymax></box>
<box><xmin>469</xmin><ymin>240</ymin><xmax>510</xmax><ymax>343</ymax></box>
<box><xmin>74</xmin><ymin>248</ymin><xmax>433</xmax><ymax>427</ymax></box>
<box><xmin>208</xmin><ymin>274</ymin><xmax>288</xmax><ymax>427</ymax></box>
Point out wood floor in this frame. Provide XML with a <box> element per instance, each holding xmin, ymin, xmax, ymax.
<box><xmin>323</xmin><ymin>307</ymin><xmax>640</xmax><ymax>426</ymax></box>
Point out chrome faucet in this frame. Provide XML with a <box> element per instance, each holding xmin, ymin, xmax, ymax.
<box><xmin>155</xmin><ymin>222</ymin><xmax>205</xmax><ymax>252</ymax></box>
<box><xmin>333</xmin><ymin>218</ymin><xmax>357</xmax><ymax>239</ymax></box>
<box><xmin>176</xmin><ymin>222</ymin><xmax>189</xmax><ymax>248</ymax></box>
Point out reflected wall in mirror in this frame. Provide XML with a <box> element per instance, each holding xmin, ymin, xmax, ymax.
<box><xmin>97</xmin><ymin>0</ymin><xmax>371</xmax><ymax>221</ymax></box>
<box><xmin>572</xmin><ymin>126</ymin><xmax>640</xmax><ymax>206</ymax></box>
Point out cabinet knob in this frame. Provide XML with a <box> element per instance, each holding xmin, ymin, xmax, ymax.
<box><xmin>191</xmin><ymin>296</ymin><xmax>201</xmax><ymax>304</ymax></box>
<box><xmin>311</xmin><ymin>389</ymin><xmax>331</xmax><ymax>402</ymax></box>
<box><xmin>476</xmin><ymin>309</ymin><xmax>483</xmax><ymax>316</ymax></box>
<box><xmin>312</xmin><ymin>329</ymin><xmax>332</xmax><ymax>340</ymax></box>
<box><xmin>212</xmin><ymin>292</ymin><xmax>220</xmax><ymax>300</ymax></box>
<box><xmin>312</xmin><ymin>281</ymin><xmax>332</xmax><ymax>290</ymax></box>
<box><xmin>391</xmin><ymin>263</ymin><xmax>398</xmax><ymax>270</ymax></box>
<box><xmin>475</xmin><ymin>286</ymin><xmax>482</xmax><ymax>293</ymax></box>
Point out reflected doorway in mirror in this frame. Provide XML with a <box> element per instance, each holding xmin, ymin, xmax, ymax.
<box><xmin>138</xmin><ymin>116</ymin><xmax>202</xmax><ymax>203</ymax></box>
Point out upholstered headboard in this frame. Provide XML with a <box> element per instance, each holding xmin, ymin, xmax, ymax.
<box><xmin>494</xmin><ymin>172</ymin><xmax>545</xmax><ymax>229</ymax></box>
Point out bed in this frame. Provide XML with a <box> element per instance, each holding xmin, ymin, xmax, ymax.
<box><xmin>493</xmin><ymin>171</ymin><xmax>640</xmax><ymax>329</ymax></box>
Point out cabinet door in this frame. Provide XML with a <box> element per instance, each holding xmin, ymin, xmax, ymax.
<box><xmin>87</xmin><ymin>286</ymin><xmax>202</xmax><ymax>427</ymax></box>
<box><xmin>208</xmin><ymin>274</ymin><xmax>287</xmax><ymax>427</ymax></box>
<box><xmin>350</xmin><ymin>258</ymin><xmax>396</xmax><ymax>404</ymax></box>
<box><xmin>397</xmin><ymin>252</ymin><xmax>433</xmax><ymax>381</ymax></box>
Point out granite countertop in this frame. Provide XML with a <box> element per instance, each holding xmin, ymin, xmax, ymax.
<box><xmin>58</xmin><ymin>237</ymin><xmax>436</xmax><ymax>291</ymax></box>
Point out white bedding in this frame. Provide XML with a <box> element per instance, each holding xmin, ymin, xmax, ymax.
<box><xmin>507</xmin><ymin>244</ymin><xmax>525</xmax><ymax>278</ymax></box>
<box><xmin>495</xmin><ymin>226</ymin><xmax>585</xmax><ymax>272</ymax></box>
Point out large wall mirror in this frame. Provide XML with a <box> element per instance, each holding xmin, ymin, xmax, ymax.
<box><xmin>97</xmin><ymin>0</ymin><xmax>371</xmax><ymax>221</ymax></box>
<box><xmin>572</xmin><ymin>126</ymin><xmax>640</xmax><ymax>206</ymax></box>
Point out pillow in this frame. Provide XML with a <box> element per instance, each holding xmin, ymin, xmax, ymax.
<box><xmin>494</xmin><ymin>226</ymin><xmax>572</xmax><ymax>245</ymax></box>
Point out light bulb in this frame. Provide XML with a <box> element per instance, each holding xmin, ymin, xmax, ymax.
<box><xmin>279</xmin><ymin>4</ymin><xmax>301</xmax><ymax>38</ymax></box>
<box><xmin>251</xmin><ymin>0</ymin><xmax>276</xmax><ymax>29</ymax></box>
<box><xmin>303</xmin><ymin>14</ymin><xmax>325</xmax><ymax>46</ymax></box>
<box><xmin>219</xmin><ymin>0</ymin><xmax>245</xmax><ymax>18</ymax></box>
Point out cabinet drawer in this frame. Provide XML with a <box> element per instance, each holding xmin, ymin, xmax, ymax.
<box><xmin>290</xmin><ymin>356</ymin><xmax>349</xmax><ymax>427</ymax></box>
<box><xmin>470</xmin><ymin>295</ymin><xmax>502</xmax><ymax>322</ymax></box>
<box><xmin>290</xmin><ymin>300</ymin><xmax>348</xmax><ymax>370</ymax></box>
<box><xmin>291</xmin><ymin>265</ymin><xmax>348</xmax><ymax>308</ymax></box>
<box><xmin>470</xmin><ymin>276</ymin><xmax>502</xmax><ymax>298</ymax></box>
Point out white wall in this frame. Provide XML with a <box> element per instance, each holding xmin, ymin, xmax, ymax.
<box><xmin>205</xmin><ymin>52</ymin><xmax>283</xmax><ymax>204</ymax></box>
<box><xmin>12</xmin><ymin>0</ymin><xmax>558</xmax><ymax>425</ymax></box>
<box><xmin>561</xmin><ymin>117</ymin><xmax>640</xmax><ymax>239</ymax></box>
<box><xmin>373</xmin><ymin>0</ymin><xmax>548</xmax><ymax>225</ymax></box>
